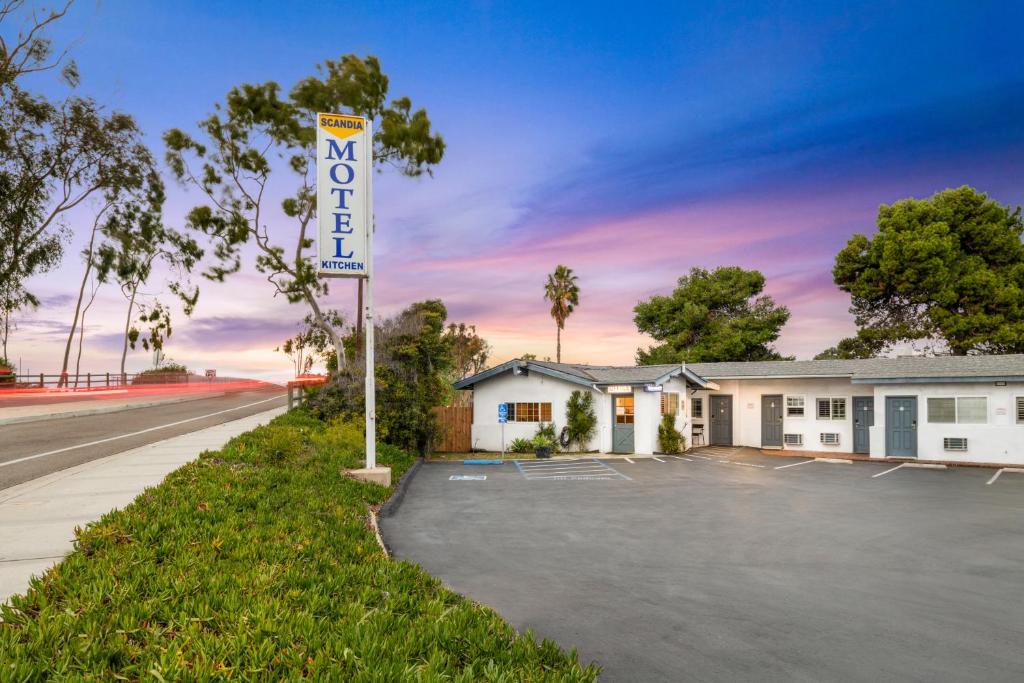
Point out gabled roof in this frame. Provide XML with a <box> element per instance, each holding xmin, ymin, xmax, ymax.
<box><xmin>452</xmin><ymin>359</ymin><xmax>712</xmax><ymax>390</ymax></box>
<box><xmin>689</xmin><ymin>354</ymin><xmax>1024</xmax><ymax>383</ymax></box>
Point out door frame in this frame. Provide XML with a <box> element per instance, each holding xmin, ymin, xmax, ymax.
<box><xmin>761</xmin><ymin>394</ymin><xmax>784</xmax><ymax>448</ymax></box>
<box><xmin>852</xmin><ymin>395</ymin><xmax>873</xmax><ymax>454</ymax></box>
<box><xmin>884</xmin><ymin>395</ymin><xmax>918</xmax><ymax>458</ymax></box>
<box><xmin>610</xmin><ymin>393</ymin><xmax>635</xmax><ymax>454</ymax></box>
<box><xmin>709</xmin><ymin>395</ymin><xmax>734</xmax><ymax>446</ymax></box>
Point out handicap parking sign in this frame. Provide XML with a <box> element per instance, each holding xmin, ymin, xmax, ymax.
<box><xmin>498</xmin><ymin>403</ymin><xmax>508</xmax><ymax>424</ymax></box>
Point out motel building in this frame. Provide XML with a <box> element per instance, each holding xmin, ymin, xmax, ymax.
<box><xmin>452</xmin><ymin>355</ymin><xmax>1024</xmax><ymax>465</ymax></box>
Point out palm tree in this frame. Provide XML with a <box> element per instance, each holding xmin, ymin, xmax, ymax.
<box><xmin>543</xmin><ymin>265</ymin><xmax>580</xmax><ymax>363</ymax></box>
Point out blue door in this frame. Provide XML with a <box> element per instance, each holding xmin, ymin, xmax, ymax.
<box><xmin>853</xmin><ymin>396</ymin><xmax>873</xmax><ymax>454</ymax></box>
<box><xmin>885</xmin><ymin>396</ymin><xmax>917</xmax><ymax>458</ymax></box>
<box><xmin>612</xmin><ymin>394</ymin><xmax>635</xmax><ymax>453</ymax></box>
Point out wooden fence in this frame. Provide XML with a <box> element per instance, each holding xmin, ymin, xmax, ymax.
<box><xmin>432</xmin><ymin>406</ymin><xmax>472</xmax><ymax>452</ymax></box>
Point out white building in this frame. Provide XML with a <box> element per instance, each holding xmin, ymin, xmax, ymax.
<box><xmin>453</xmin><ymin>355</ymin><xmax>1024</xmax><ymax>465</ymax></box>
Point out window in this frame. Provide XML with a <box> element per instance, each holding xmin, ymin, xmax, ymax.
<box><xmin>957</xmin><ymin>397</ymin><xmax>987</xmax><ymax>424</ymax></box>
<box><xmin>816</xmin><ymin>398</ymin><xmax>846</xmax><ymax>420</ymax></box>
<box><xmin>615</xmin><ymin>395</ymin><xmax>635</xmax><ymax>424</ymax></box>
<box><xmin>508</xmin><ymin>402</ymin><xmax>551</xmax><ymax>423</ymax></box>
<box><xmin>661</xmin><ymin>392</ymin><xmax>679</xmax><ymax>416</ymax></box>
<box><xmin>927</xmin><ymin>397</ymin><xmax>987</xmax><ymax>424</ymax></box>
<box><xmin>786</xmin><ymin>396</ymin><xmax>805</xmax><ymax>417</ymax></box>
<box><xmin>692</xmin><ymin>397</ymin><xmax>703</xmax><ymax>418</ymax></box>
<box><xmin>927</xmin><ymin>398</ymin><xmax>956</xmax><ymax>423</ymax></box>
<box><xmin>1017</xmin><ymin>397</ymin><xmax>1024</xmax><ymax>423</ymax></box>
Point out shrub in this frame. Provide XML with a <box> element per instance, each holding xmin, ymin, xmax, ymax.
<box><xmin>0</xmin><ymin>410</ymin><xmax>598</xmax><ymax>680</ymax></box>
<box><xmin>565</xmin><ymin>390</ymin><xmax>597</xmax><ymax>451</ymax></box>
<box><xmin>534</xmin><ymin>422</ymin><xmax>558</xmax><ymax>452</ymax></box>
<box><xmin>508</xmin><ymin>437</ymin><xmax>533</xmax><ymax>453</ymax></box>
<box><xmin>658</xmin><ymin>414</ymin><xmax>684</xmax><ymax>453</ymax></box>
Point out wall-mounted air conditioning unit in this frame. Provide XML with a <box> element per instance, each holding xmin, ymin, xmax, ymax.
<box><xmin>820</xmin><ymin>433</ymin><xmax>840</xmax><ymax>446</ymax></box>
<box><xmin>943</xmin><ymin>437</ymin><xmax>968</xmax><ymax>451</ymax></box>
<box><xmin>784</xmin><ymin>433</ymin><xmax>803</xmax><ymax>446</ymax></box>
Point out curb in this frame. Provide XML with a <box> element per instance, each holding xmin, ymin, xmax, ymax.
<box><xmin>378</xmin><ymin>457</ymin><xmax>423</xmax><ymax>520</ymax></box>
<box><xmin>0</xmin><ymin>393</ymin><xmax>225</xmax><ymax>426</ymax></box>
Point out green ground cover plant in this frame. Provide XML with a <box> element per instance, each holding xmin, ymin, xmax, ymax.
<box><xmin>0</xmin><ymin>410</ymin><xmax>599</xmax><ymax>681</ymax></box>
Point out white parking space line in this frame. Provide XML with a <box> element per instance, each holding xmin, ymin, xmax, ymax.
<box><xmin>986</xmin><ymin>469</ymin><xmax>1004</xmax><ymax>485</ymax></box>
<box><xmin>624</xmin><ymin>457</ymin><xmax>635</xmax><ymax>464</ymax></box>
<box><xmin>872</xmin><ymin>464</ymin><xmax>906</xmax><ymax>478</ymax></box>
<box><xmin>514</xmin><ymin>458</ymin><xmax>631</xmax><ymax>481</ymax></box>
<box><xmin>728</xmin><ymin>461</ymin><xmax>765</xmax><ymax>468</ymax></box>
<box><xmin>775</xmin><ymin>459</ymin><xmax>815</xmax><ymax>470</ymax></box>
<box><xmin>653</xmin><ymin>457</ymin><xmax>665</xmax><ymax>463</ymax></box>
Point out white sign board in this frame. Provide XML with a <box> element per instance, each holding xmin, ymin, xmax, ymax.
<box><xmin>205</xmin><ymin>369</ymin><xmax>216</xmax><ymax>378</ymax></box>
<box><xmin>316</xmin><ymin>112</ymin><xmax>372</xmax><ymax>278</ymax></box>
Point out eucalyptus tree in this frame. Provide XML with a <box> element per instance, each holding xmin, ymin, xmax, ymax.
<box><xmin>543</xmin><ymin>264</ymin><xmax>580</xmax><ymax>363</ymax></box>
<box><xmin>94</xmin><ymin>175</ymin><xmax>203</xmax><ymax>376</ymax></box>
<box><xmin>164</xmin><ymin>55</ymin><xmax>445</xmax><ymax>370</ymax></box>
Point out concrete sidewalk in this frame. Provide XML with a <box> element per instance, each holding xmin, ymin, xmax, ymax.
<box><xmin>0</xmin><ymin>405</ymin><xmax>286</xmax><ymax>604</ymax></box>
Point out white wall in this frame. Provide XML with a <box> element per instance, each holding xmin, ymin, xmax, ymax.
<box><xmin>872</xmin><ymin>381</ymin><xmax>1024</xmax><ymax>464</ymax></box>
<box><xmin>470</xmin><ymin>371</ymin><xmax>604</xmax><ymax>452</ymax></box>
<box><xmin>690</xmin><ymin>378</ymin><xmax>869</xmax><ymax>454</ymax></box>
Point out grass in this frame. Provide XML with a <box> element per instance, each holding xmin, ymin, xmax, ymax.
<box><xmin>0</xmin><ymin>410</ymin><xmax>599</xmax><ymax>681</ymax></box>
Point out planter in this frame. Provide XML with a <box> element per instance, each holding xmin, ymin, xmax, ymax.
<box><xmin>534</xmin><ymin>446</ymin><xmax>552</xmax><ymax>459</ymax></box>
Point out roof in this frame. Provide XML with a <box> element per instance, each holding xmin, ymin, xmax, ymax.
<box><xmin>689</xmin><ymin>354</ymin><xmax>1024</xmax><ymax>383</ymax></box>
<box><xmin>452</xmin><ymin>359</ymin><xmax>712</xmax><ymax>390</ymax></box>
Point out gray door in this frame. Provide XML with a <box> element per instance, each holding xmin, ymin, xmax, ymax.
<box><xmin>612</xmin><ymin>394</ymin><xmax>635</xmax><ymax>453</ymax></box>
<box><xmin>761</xmin><ymin>395</ymin><xmax>783</xmax><ymax>448</ymax></box>
<box><xmin>885</xmin><ymin>396</ymin><xmax>917</xmax><ymax>458</ymax></box>
<box><xmin>853</xmin><ymin>396</ymin><xmax>874</xmax><ymax>454</ymax></box>
<box><xmin>709</xmin><ymin>395</ymin><xmax>733</xmax><ymax>446</ymax></box>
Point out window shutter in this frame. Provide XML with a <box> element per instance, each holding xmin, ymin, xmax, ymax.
<box><xmin>541</xmin><ymin>403</ymin><xmax>552</xmax><ymax>422</ymax></box>
<box><xmin>1017</xmin><ymin>397</ymin><xmax>1024</xmax><ymax>423</ymax></box>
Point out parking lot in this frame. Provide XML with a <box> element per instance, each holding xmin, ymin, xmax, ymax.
<box><xmin>380</xmin><ymin>448</ymin><xmax>1024</xmax><ymax>682</ymax></box>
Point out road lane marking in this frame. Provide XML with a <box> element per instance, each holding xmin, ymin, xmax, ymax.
<box><xmin>774</xmin><ymin>459</ymin><xmax>815</xmax><ymax>470</ymax></box>
<box><xmin>0</xmin><ymin>394</ymin><xmax>285</xmax><ymax>469</ymax></box>
<box><xmin>872</xmin><ymin>464</ymin><xmax>906</xmax><ymax>478</ymax></box>
<box><xmin>986</xmin><ymin>469</ymin><xmax>1003</xmax><ymax>485</ymax></box>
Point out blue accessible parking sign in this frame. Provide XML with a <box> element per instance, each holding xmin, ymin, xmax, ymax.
<box><xmin>498</xmin><ymin>403</ymin><xmax>508</xmax><ymax>424</ymax></box>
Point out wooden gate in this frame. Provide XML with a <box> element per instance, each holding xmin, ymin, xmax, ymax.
<box><xmin>432</xmin><ymin>406</ymin><xmax>472</xmax><ymax>452</ymax></box>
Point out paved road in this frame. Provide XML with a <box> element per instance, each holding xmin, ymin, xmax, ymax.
<box><xmin>0</xmin><ymin>386</ymin><xmax>286</xmax><ymax>490</ymax></box>
<box><xmin>381</xmin><ymin>449</ymin><xmax>1024</xmax><ymax>682</ymax></box>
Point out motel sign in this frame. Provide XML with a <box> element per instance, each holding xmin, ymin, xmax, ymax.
<box><xmin>316</xmin><ymin>113</ymin><xmax>372</xmax><ymax>277</ymax></box>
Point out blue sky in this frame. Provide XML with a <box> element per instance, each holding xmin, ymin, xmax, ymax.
<box><xmin>12</xmin><ymin>0</ymin><xmax>1024</xmax><ymax>376</ymax></box>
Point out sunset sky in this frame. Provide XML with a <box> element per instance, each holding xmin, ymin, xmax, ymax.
<box><xmin>10</xmin><ymin>0</ymin><xmax>1024</xmax><ymax>380</ymax></box>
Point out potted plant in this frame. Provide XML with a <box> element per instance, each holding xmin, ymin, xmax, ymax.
<box><xmin>532</xmin><ymin>432</ymin><xmax>555</xmax><ymax>459</ymax></box>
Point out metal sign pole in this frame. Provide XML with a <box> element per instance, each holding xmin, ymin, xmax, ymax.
<box><xmin>364</xmin><ymin>125</ymin><xmax>376</xmax><ymax>471</ymax></box>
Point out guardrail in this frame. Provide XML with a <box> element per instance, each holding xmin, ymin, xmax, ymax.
<box><xmin>286</xmin><ymin>376</ymin><xmax>328</xmax><ymax>409</ymax></box>
<box><xmin>0</xmin><ymin>372</ymin><xmax>232</xmax><ymax>390</ymax></box>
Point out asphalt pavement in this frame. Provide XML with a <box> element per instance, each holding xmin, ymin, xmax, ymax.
<box><xmin>0</xmin><ymin>386</ymin><xmax>286</xmax><ymax>490</ymax></box>
<box><xmin>381</xmin><ymin>448</ymin><xmax>1024</xmax><ymax>682</ymax></box>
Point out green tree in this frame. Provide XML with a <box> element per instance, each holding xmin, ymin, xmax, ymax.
<box><xmin>834</xmin><ymin>186</ymin><xmax>1024</xmax><ymax>355</ymax></box>
<box><xmin>95</xmin><ymin>176</ymin><xmax>203</xmax><ymax>375</ymax></box>
<box><xmin>813</xmin><ymin>334</ymin><xmax>883</xmax><ymax>360</ymax></box>
<box><xmin>543</xmin><ymin>264</ymin><xmax>579</xmax><ymax>363</ymax></box>
<box><xmin>306</xmin><ymin>300</ymin><xmax>453</xmax><ymax>456</ymax></box>
<box><xmin>565</xmin><ymin>390</ymin><xmax>597</xmax><ymax>452</ymax></box>
<box><xmin>634</xmin><ymin>266</ymin><xmax>791</xmax><ymax>364</ymax></box>
<box><xmin>164</xmin><ymin>55</ymin><xmax>445</xmax><ymax>370</ymax></box>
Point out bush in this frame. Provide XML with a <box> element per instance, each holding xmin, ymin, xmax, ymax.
<box><xmin>132</xmin><ymin>363</ymin><xmax>189</xmax><ymax>385</ymax></box>
<box><xmin>565</xmin><ymin>390</ymin><xmax>597</xmax><ymax>451</ymax></box>
<box><xmin>508</xmin><ymin>437</ymin><xmax>533</xmax><ymax>453</ymax></box>
<box><xmin>534</xmin><ymin>422</ymin><xmax>558</xmax><ymax>452</ymax></box>
<box><xmin>658</xmin><ymin>414</ymin><xmax>684</xmax><ymax>453</ymax></box>
<box><xmin>0</xmin><ymin>410</ymin><xmax>598</xmax><ymax>680</ymax></box>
